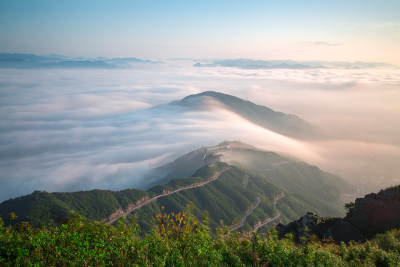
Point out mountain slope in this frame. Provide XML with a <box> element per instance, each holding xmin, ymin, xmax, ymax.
<box><xmin>0</xmin><ymin>188</ymin><xmax>150</xmax><ymax>227</ymax></box>
<box><xmin>0</xmin><ymin>142</ymin><xmax>351</xmax><ymax>234</ymax></box>
<box><xmin>150</xmin><ymin>141</ymin><xmax>351</xmax><ymax>207</ymax></box>
<box><xmin>168</xmin><ymin>91</ymin><xmax>326</xmax><ymax>139</ymax></box>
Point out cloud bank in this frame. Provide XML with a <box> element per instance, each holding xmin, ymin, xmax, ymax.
<box><xmin>0</xmin><ymin>61</ymin><xmax>399</xmax><ymax>201</ymax></box>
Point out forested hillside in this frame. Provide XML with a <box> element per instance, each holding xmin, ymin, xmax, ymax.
<box><xmin>1</xmin><ymin>151</ymin><xmax>350</xmax><ymax>235</ymax></box>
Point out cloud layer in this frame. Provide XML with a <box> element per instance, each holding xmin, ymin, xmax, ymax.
<box><xmin>0</xmin><ymin>62</ymin><xmax>399</xmax><ymax>201</ymax></box>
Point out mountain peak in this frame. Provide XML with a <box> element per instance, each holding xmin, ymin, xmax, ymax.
<box><xmin>217</xmin><ymin>140</ymin><xmax>258</xmax><ymax>150</ymax></box>
<box><xmin>170</xmin><ymin>91</ymin><xmax>326</xmax><ymax>140</ymax></box>
<box><xmin>177</xmin><ymin>91</ymin><xmax>262</xmax><ymax>107</ymax></box>
<box><xmin>187</xmin><ymin>90</ymin><xmax>240</xmax><ymax>98</ymax></box>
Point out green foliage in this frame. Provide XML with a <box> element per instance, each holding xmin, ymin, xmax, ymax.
<box><xmin>345</xmin><ymin>202</ymin><xmax>355</xmax><ymax>217</ymax></box>
<box><xmin>0</xmin><ymin>188</ymin><xmax>150</xmax><ymax>226</ymax></box>
<box><xmin>226</xmin><ymin>147</ymin><xmax>350</xmax><ymax>217</ymax></box>
<box><xmin>7</xmin><ymin>212</ymin><xmax>17</xmax><ymax>222</ymax></box>
<box><xmin>0</xmin><ymin>159</ymin><xmax>349</xmax><ymax>235</ymax></box>
<box><xmin>371</xmin><ymin>229</ymin><xmax>400</xmax><ymax>252</ymax></box>
<box><xmin>1</xmin><ymin>209</ymin><xmax>400</xmax><ymax>266</ymax></box>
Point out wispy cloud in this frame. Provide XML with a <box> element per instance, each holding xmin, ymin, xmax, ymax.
<box><xmin>370</xmin><ymin>22</ymin><xmax>400</xmax><ymax>29</ymax></box>
<box><xmin>299</xmin><ymin>41</ymin><xmax>343</xmax><ymax>47</ymax></box>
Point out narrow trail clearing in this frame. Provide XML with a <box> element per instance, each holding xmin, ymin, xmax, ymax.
<box><xmin>242</xmin><ymin>174</ymin><xmax>249</xmax><ymax>187</ymax></box>
<box><xmin>253</xmin><ymin>193</ymin><xmax>285</xmax><ymax>232</ymax></box>
<box><xmin>230</xmin><ymin>197</ymin><xmax>261</xmax><ymax>231</ymax></box>
<box><xmin>105</xmin><ymin>167</ymin><xmax>231</xmax><ymax>224</ymax></box>
<box><xmin>230</xmin><ymin>193</ymin><xmax>285</xmax><ymax>232</ymax></box>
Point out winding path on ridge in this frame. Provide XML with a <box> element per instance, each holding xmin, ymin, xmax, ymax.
<box><xmin>230</xmin><ymin>196</ymin><xmax>261</xmax><ymax>231</ymax></box>
<box><xmin>230</xmin><ymin>174</ymin><xmax>285</xmax><ymax>232</ymax></box>
<box><xmin>230</xmin><ymin>193</ymin><xmax>285</xmax><ymax>232</ymax></box>
<box><xmin>242</xmin><ymin>174</ymin><xmax>249</xmax><ymax>187</ymax></box>
<box><xmin>105</xmin><ymin>167</ymin><xmax>230</xmax><ymax>224</ymax></box>
<box><xmin>253</xmin><ymin>193</ymin><xmax>285</xmax><ymax>232</ymax></box>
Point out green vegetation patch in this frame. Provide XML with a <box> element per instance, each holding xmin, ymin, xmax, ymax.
<box><xmin>1</xmin><ymin>211</ymin><xmax>399</xmax><ymax>266</ymax></box>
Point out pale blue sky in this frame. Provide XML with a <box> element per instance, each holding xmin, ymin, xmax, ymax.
<box><xmin>1</xmin><ymin>0</ymin><xmax>399</xmax><ymax>63</ymax></box>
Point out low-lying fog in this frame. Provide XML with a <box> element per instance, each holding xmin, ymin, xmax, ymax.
<box><xmin>0</xmin><ymin>61</ymin><xmax>399</xmax><ymax>201</ymax></box>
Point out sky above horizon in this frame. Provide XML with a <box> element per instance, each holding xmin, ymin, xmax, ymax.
<box><xmin>0</xmin><ymin>0</ymin><xmax>399</xmax><ymax>64</ymax></box>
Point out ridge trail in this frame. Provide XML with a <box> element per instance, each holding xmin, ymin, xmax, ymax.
<box><xmin>230</xmin><ymin>193</ymin><xmax>285</xmax><ymax>232</ymax></box>
<box><xmin>253</xmin><ymin>193</ymin><xmax>285</xmax><ymax>232</ymax></box>
<box><xmin>105</xmin><ymin>167</ymin><xmax>230</xmax><ymax>224</ymax></box>
<box><xmin>243</xmin><ymin>174</ymin><xmax>249</xmax><ymax>187</ymax></box>
<box><xmin>230</xmin><ymin>197</ymin><xmax>261</xmax><ymax>231</ymax></box>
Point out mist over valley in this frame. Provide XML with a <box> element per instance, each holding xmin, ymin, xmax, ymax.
<box><xmin>0</xmin><ymin>58</ymin><xmax>399</xmax><ymax>202</ymax></box>
<box><xmin>2</xmin><ymin>2</ymin><xmax>400</xmax><ymax>264</ymax></box>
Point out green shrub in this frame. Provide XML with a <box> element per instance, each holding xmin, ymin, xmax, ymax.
<box><xmin>1</xmin><ymin>211</ymin><xmax>400</xmax><ymax>266</ymax></box>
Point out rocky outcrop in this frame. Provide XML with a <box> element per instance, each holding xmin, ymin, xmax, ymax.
<box><xmin>345</xmin><ymin>186</ymin><xmax>400</xmax><ymax>238</ymax></box>
<box><xmin>276</xmin><ymin>185</ymin><xmax>400</xmax><ymax>243</ymax></box>
<box><xmin>276</xmin><ymin>212</ymin><xmax>341</xmax><ymax>244</ymax></box>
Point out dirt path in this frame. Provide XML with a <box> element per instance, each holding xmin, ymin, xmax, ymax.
<box><xmin>105</xmin><ymin>167</ymin><xmax>230</xmax><ymax>224</ymax></box>
<box><xmin>253</xmin><ymin>193</ymin><xmax>285</xmax><ymax>232</ymax></box>
<box><xmin>243</xmin><ymin>174</ymin><xmax>249</xmax><ymax>187</ymax></box>
<box><xmin>230</xmin><ymin>197</ymin><xmax>261</xmax><ymax>231</ymax></box>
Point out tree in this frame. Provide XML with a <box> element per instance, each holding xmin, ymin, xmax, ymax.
<box><xmin>8</xmin><ymin>212</ymin><xmax>17</xmax><ymax>222</ymax></box>
<box><xmin>344</xmin><ymin>202</ymin><xmax>355</xmax><ymax>217</ymax></box>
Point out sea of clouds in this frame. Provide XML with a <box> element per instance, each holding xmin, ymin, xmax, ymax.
<box><xmin>0</xmin><ymin>60</ymin><xmax>399</xmax><ymax>201</ymax></box>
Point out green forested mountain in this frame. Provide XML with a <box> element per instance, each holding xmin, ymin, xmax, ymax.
<box><xmin>0</xmin><ymin>187</ymin><xmax>151</xmax><ymax>227</ymax></box>
<box><xmin>0</xmin><ymin>142</ymin><xmax>352</xmax><ymax>234</ymax></box>
<box><xmin>149</xmin><ymin>141</ymin><xmax>352</xmax><ymax>218</ymax></box>
<box><xmin>1</xmin><ymin>186</ymin><xmax>399</xmax><ymax>266</ymax></box>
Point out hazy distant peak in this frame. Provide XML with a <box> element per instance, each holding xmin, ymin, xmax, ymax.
<box><xmin>193</xmin><ymin>59</ymin><xmax>317</xmax><ymax>69</ymax></box>
<box><xmin>169</xmin><ymin>91</ymin><xmax>326</xmax><ymax>139</ymax></box>
<box><xmin>0</xmin><ymin>53</ymin><xmax>163</xmax><ymax>69</ymax></box>
<box><xmin>193</xmin><ymin>58</ymin><xmax>398</xmax><ymax>70</ymax></box>
<box><xmin>190</xmin><ymin>91</ymin><xmax>236</xmax><ymax>98</ymax></box>
<box><xmin>185</xmin><ymin>91</ymin><xmax>263</xmax><ymax>104</ymax></box>
<box><xmin>171</xmin><ymin>91</ymin><xmax>274</xmax><ymax>112</ymax></box>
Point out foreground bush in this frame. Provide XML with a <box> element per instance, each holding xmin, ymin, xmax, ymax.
<box><xmin>0</xmin><ymin>213</ymin><xmax>399</xmax><ymax>266</ymax></box>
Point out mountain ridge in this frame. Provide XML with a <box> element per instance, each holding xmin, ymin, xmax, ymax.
<box><xmin>168</xmin><ymin>91</ymin><xmax>327</xmax><ymax>139</ymax></box>
<box><xmin>193</xmin><ymin>58</ymin><xmax>398</xmax><ymax>69</ymax></box>
<box><xmin>0</xmin><ymin>53</ymin><xmax>162</xmax><ymax>69</ymax></box>
<box><xmin>0</xmin><ymin>141</ymin><xmax>351</xmax><ymax>234</ymax></box>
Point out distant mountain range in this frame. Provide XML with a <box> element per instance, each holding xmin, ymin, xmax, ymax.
<box><xmin>1</xmin><ymin>53</ymin><xmax>396</xmax><ymax>70</ymax></box>
<box><xmin>193</xmin><ymin>58</ymin><xmax>398</xmax><ymax>70</ymax></box>
<box><xmin>0</xmin><ymin>141</ymin><xmax>353</xmax><ymax>233</ymax></box>
<box><xmin>167</xmin><ymin>91</ymin><xmax>326</xmax><ymax>139</ymax></box>
<box><xmin>0</xmin><ymin>53</ymin><xmax>163</xmax><ymax>69</ymax></box>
